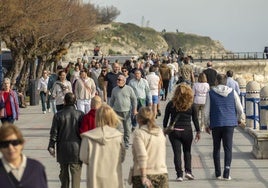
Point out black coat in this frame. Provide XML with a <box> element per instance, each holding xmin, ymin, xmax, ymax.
<box><xmin>49</xmin><ymin>105</ymin><xmax>84</xmax><ymax>163</ymax></box>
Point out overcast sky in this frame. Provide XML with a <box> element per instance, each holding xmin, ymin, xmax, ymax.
<box><xmin>85</xmin><ymin>0</ymin><xmax>268</xmax><ymax>52</ymax></box>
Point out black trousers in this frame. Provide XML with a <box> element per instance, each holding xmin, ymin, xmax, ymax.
<box><xmin>212</xmin><ymin>126</ymin><xmax>234</xmax><ymax>178</ymax></box>
<box><xmin>169</xmin><ymin>127</ymin><xmax>193</xmax><ymax>177</ymax></box>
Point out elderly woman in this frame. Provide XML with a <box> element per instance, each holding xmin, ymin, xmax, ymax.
<box><xmin>0</xmin><ymin>123</ymin><xmax>48</xmax><ymax>188</ymax></box>
<box><xmin>131</xmin><ymin>107</ymin><xmax>168</xmax><ymax>188</ymax></box>
<box><xmin>79</xmin><ymin>104</ymin><xmax>125</xmax><ymax>188</ymax></box>
<box><xmin>0</xmin><ymin>78</ymin><xmax>19</xmax><ymax>123</ymax></box>
<box><xmin>163</xmin><ymin>83</ymin><xmax>201</xmax><ymax>182</ymax></box>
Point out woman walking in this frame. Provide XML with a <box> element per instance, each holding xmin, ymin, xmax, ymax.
<box><xmin>79</xmin><ymin>104</ymin><xmax>125</xmax><ymax>188</ymax></box>
<box><xmin>132</xmin><ymin>107</ymin><xmax>168</xmax><ymax>188</ymax></box>
<box><xmin>163</xmin><ymin>83</ymin><xmax>200</xmax><ymax>182</ymax></box>
<box><xmin>37</xmin><ymin>70</ymin><xmax>50</xmax><ymax>114</ymax></box>
<box><xmin>192</xmin><ymin>73</ymin><xmax>210</xmax><ymax>132</ymax></box>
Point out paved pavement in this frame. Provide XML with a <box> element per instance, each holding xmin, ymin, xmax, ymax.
<box><xmin>4</xmin><ymin>95</ymin><xmax>268</xmax><ymax>188</ymax></box>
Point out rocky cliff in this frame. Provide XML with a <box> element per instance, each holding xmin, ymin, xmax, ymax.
<box><xmin>63</xmin><ymin>22</ymin><xmax>229</xmax><ymax>62</ymax></box>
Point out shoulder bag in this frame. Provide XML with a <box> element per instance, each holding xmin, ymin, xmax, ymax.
<box><xmin>164</xmin><ymin>113</ymin><xmax>180</xmax><ymax>135</ymax></box>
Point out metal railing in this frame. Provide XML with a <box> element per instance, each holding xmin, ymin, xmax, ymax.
<box><xmin>190</xmin><ymin>52</ymin><xmax>268</xmax><ymax>62</ymax></box>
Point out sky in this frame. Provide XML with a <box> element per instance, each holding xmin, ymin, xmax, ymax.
<box><xmin>85</xmin><ymin>0</ymin><xmax>268</xmax><ymax>53</ymax></box>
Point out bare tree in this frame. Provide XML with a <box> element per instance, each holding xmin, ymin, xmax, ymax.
<box><xmin>96</xmin><ymin>5</ymin><xmax>120</xmax><ymax>24</ymax></box>
<box><xmin>0</xmin><ymin>0</ymin><xmax>97</xmax><ymax>91</ymax></box>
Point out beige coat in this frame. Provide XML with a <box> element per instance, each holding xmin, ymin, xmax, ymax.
<box><xmin>132</xmin><ymin>125</ymin><xmax>168</xmax><ymax>176</ymax></box>
<box><xmin>80</xmin><ymin>125</ymin><xmax>125</xmax><ymax>188</ymax></box>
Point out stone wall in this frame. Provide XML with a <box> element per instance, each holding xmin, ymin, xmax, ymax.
<box><xmin>194</xmin><ymin>60</ymin><xmax>268</xmax><ymax>87</ymax></box>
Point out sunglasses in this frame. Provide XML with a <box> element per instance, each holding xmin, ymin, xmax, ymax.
<box><xmin>0</xmin><ymin>139</ymin><xmax>23</xmax><ymax>148</ymax></box>
<box><xmin>102</xmin><ymin>70</ymin><xmax>107</xmax><ymax>72</ymax></box>
<box><xmin>122</xmin><ymin>70</ymin><xmax>127</xmax><ymax>72</ymax></box>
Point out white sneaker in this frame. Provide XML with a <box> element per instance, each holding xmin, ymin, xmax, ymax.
<box><xmin>48</xmin><ymin>109</ymin><xmax>51</xmax><ymax>113</ymax></box>
<box><xmin>43</xmin><ymin>111</ymin><xmax>46</xmax><ymax>114</ymax></box>
<box><xmin>176</xmin><ymin>177</ymin><xmax>183</xmax><ymax>182</ymax></box>
<box><xmin>185</xmin><ymin>173</ymin><xmax>195</xmax><ymax>180</ymax></box>
<box><xmin>223</xmin><ymin>176</ymin><xmax>232</xmax><ymax>181</ymax></box>
<box><xmin>216</xmin><ymin>176</ymin><xmax>222</xmax><ymax>180</ymax></box>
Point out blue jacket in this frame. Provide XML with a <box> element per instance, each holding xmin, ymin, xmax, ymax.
<box><xmin>209</xmin><ymin>89</ymin><xmax>237</xmax><ymax>128</ymax></box>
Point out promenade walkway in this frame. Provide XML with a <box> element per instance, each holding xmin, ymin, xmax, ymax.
<box><xmin>5</xmin><ymin>94</ymin><xmax>268</xmax><ymax>188</ymax></box>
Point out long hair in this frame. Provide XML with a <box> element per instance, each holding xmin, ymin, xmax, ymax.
<box><xmin>172</xmin><ymin>84</ymin><xmax>193</xmax><ymax>111</ymax></box>
<box><xmin>95</xmin><ymin>104</ymin><xmax>121</xmax><ymax>128</ymax></box>
<box><xmin>136</xmin><ymin>107</ymin><xmax>158</xmax><ymax>131</ymax></box>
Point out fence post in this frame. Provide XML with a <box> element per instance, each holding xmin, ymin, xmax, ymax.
<box><xmin>236</xmin><ymin>77</ymin><xmax>246</xmax><ymax>112</ymax></box>
<box><xmin>245</xmin><ymin>81</ymin><xmax>260</xmax><ymax>129</ymax></box>
<box><xmin>260</xmin><ymin>86</ymin><xmax>268</xmax><ymax>130</ymax></box>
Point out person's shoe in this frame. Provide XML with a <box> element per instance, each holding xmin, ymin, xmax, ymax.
<box><xmin>223</xmin><ymin>176</ymin><xmax>232</xmax><ymax>181</ymax></box>
<box><xmin>43</xmin><ymin>111</ymin><xmax>46</xmax><ymax>114</ymax></box>
<box><xmin>131</xmin><ymin>127</ymin><xmax>136</xmax><ymax>132</ymax></box>
<box><xmin>216</xmin><ymin>176</ymin><xmax>222</xmax><ymax>180</ymax></box>
<box><xmin>176</xmin><ymin>177</ymin><xmax>183</xmax><ymax>182</ymax></box>
<box><xmin>19</xmin><ymin>104</ymin><xmax>27</xmax><ymax>108</ymax></box>
<box><xmin>48</xmin><ymin>109</ymin><xmax>51</xmax><ymax>113</ymax></box>
<box><xmin>185</xmin><ymin>173</ymin><xmax>195</xmax><ymax>180</ymax></box>
<box><xmin>157</xmin><ymin>109</ymin><xmax>161</xmax><ymax>116</ymax></box>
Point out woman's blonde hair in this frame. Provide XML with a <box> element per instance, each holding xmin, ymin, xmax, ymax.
<box><xmin>136</xmin><ymin>107</ymin><xmax>158</xmax><ymax>131</ymax></box>
<box><xmin>198</xmin><ymin>72</ymin><xmax>207</xmax><ymax>83</ymax></box>
<box><xmin>95</xmin><ymin>104</ymin><xmax>121</xmax><ymax>128</ymax></box>
<box><xmin>172</xmin><ymin>84</ymin><xmax>193</xmax><ymax>111</ymax></box>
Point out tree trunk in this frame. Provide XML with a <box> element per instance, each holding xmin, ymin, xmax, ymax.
<box><xmin>17</xmin><ymin>60</ymin><xmax>31</xmax><ymax>95</ymax></box>
<box><xmin>6</xmin><ymin>53</ymin><xmax>24</xmax><ymax>87</ymax></box>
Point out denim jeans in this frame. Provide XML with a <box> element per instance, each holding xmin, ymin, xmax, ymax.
<box><xmin>169</xmin><ymin>127</ymin><xmax>193</xmax><ymax>177</ymax></box>
<box><xmin>212</xmin><ymin>126</ymin><xmax>234</xmax><ymax>178</ymax></box>
<box><xmin>40</xmin><ymin>91</ymin><xmax>50</xmax><ymax>112</ymax></box>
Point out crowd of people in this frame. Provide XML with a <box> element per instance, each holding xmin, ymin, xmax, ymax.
<box><xmin>0</xmin><ymin>49</ymin><xmax>245</xmax><ymax>187</ymax></box>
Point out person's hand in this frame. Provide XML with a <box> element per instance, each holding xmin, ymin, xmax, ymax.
<box><xmin>48</xmin><ymin>147</ymin><xmax>55</xmax><ymax>157</ymax></box>
<box><xmin>141</xmin><ymin>176</ymin><xmax>153</xmax><ymax>188</ymax></box>
<box><xmin>133</xmin><ymin>109</ymin><xmax>138</xmax><ymax>116</ymax></box>
<box><xmin>194</xmin><ymin>132</ymin><xmax>201</xmax><ymax>143</ymax></box>
<box><xmin>205</xmin><ymin>127</ymin><xmax>211</xmax><ymax>134</ymax></box>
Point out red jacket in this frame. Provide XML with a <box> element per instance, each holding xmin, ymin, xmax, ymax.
<box><xmin>79</xmin><ymin>109</ymin><xmax>96</xmax><ymax>134</ymax></box>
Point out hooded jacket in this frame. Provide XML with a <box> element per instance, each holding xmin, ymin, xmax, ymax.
<box><xmin>80</xmin><ymin>125</ymin><xmax>125</xmax><ymax>188</ymax></box>
<box><xmin>204</xmin><ymin>85</ymin><xmax>244</xmax><ymax>128</ymax></box>
<box><xmin>132</xmin><ymin>126</ymin><xmax>168</xmax><ymax>176</ymax></box>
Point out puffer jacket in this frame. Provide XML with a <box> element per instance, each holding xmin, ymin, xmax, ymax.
<box><xmin>48</xmin><ymin>105</ymin><xmax>84</xmax><ymax>163</ymax></box>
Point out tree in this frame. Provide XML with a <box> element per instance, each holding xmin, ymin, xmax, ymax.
<box><xmin>0</xmin><ymin>0</ymin><xmax>97</xmax><ymax>91</ymax></box>
<box><xmin>96</xmin><ymin>5</ymin><xmax>120</xmax><ymax>24</ymax></box>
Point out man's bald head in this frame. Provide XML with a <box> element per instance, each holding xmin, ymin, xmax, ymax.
<box><xmin>207</xmin><ymin>61</ymin><xmax>212</xmax><ymax>67</ymax></box>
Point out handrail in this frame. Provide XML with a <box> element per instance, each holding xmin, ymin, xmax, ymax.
<box><xmin>189</xmin><ymin>52</ymin><xmax>268</xmax><ymax>62</ymax></box>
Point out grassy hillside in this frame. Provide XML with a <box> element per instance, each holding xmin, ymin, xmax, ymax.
<box><xmin>67</xmin><ymin>22</ymin><xmax>229</xmax><ymax>59</ymax></box>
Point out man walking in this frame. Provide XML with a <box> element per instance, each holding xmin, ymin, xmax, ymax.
<box><xmin>48</xmin><ymin>93</ymin><xmax>84</xmax><ymax>188</ymax></box>
<box><xmin>110</xmin><ymin>75</ymin><xmax>137</xmax><ymax>149</ymax></box>
<box><xmin>226</xmin><ymin>70</ymin><xmax>240</xmax><ymax>95</ymax></box>
<box><xmin>203</xmin><ymin>62</ymin><xmax>217</xmax><ymax>87</ymax></box>
<box><xmin>204</xmin><ymin>74</ymin><xmax>244</xmax><ymax>180</ymax></box>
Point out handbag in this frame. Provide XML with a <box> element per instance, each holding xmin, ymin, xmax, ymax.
<box><xmin>164</xmin><ymin>113</ymin><xmax>180</xmax><ymax>135</ymax></box>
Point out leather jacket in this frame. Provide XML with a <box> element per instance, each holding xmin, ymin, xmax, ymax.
<box><xmin>48</xmin><ymin>105</ymin><xmax>84</xmax><ymax>163</ymax></box>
